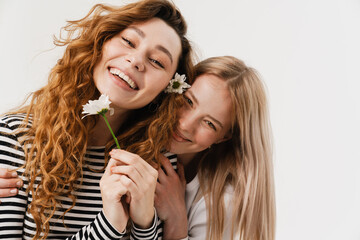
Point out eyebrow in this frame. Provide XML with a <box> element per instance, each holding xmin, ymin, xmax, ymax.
<box><xmin>187</xmin><ymin>90</ymin><xmax>224</xmax><ymax>129</ymax></box>
<box><xmin>156</xmin><ymin>46</ymin><xmax>173</xmax><ymax>64</ymax></box>
<box><xmin>128</xmin><ymin>26</ymin><xmax>174</xmax><ymax>64</ymax></box>
<box><xmin>128</xmin><ymin>26</ymin><xmax>145</xmax><ymax>38</ymax></box>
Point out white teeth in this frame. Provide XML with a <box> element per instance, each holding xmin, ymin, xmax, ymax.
<box><xmin>109</xmin><ymin>68</ymin><xmax>137</xmax><ymax>89</ymax></box>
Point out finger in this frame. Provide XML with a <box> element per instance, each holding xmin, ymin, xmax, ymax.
<box><xmin>118</xmin><ymin>175</ymin><xmax>138</xmax><ymax>199</ymax></box>
<box><xmin>103</xmin><ymin>182</ymin><xmax>128</xmax><ymax>196</ymax></box>
<box><xmin>157</xmin><ymin>168</ymin><xmax>167</xmax><ymax>184</ymax></box>
<box><xmin>110</xmin><ymin>150</ymin><xmax>158</xmax><ymax>178</ymax></box>
<box><xmin>100</xmin><ymin>174</ymin><xmax>128</xmax><ymax>196</ymax></box>
<box><xmin>112</xmin><ymin>161</ymin><xmax>158</xmax><ymax>198</ymax></box>
<box><xmin>159</xmin><ymin>155</ymin><xmax>176</xmax><ymax>177</ymax></box>
<box><xmin>177</xmin><ymin>161</ymin><xmax>186</xmax><ymax>186</ymax></box>
<box><xmin>0</xmin><ymin>168</ymin><xmax>18</xmax><ymax>178</ymax></box>
<box><xmin>111</xmin><ymin>165</ymin><xmax>142</xmax><ymax>187</ymax></box>
<box><xmin>104</xmin><ymin>157</ymin><xmax>122</xmax><ymax>176</ymax></box>
<box><xmin>0</xmin><ymin>178</ymin><xmax>23</xmax><ymax>188</ymax></box>
<box><xmin>0</xmin><ymin>188</ymin><xmax>18</xmax><ymax>198</ymax></box>
<box><xmin>155</xmin><ymin>182</ymin><xmax>164</xmax><ymax>194</ymax></box>
<box><xmin>125</xmin><ymin>193</ymin><xmax>131</xmax><ymax>204</ymax></box>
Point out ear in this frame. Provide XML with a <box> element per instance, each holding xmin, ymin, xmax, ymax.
<box><xmin>215</xmin><ymin>132</ymin><xmax>232</xmax><ymax>144</ymax></box>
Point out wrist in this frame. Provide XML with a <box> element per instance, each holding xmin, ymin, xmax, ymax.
<box><xmin>163</xmin><ymin>213</ymin><xmax>188</xmax><ymax>239</ymax></box>
<box><xmin>132</xmin><ymin>207</ymin><xmax>155</xmax><ymax>229</ymax></box>
<box><xmin>102</xmin><ymin>208</ymin><xmax>127</xmax><ymax>233</ymax></box>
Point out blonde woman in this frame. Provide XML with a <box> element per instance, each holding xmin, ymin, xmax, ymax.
<box><xmin>152</xmin><ymin>56</ymin><xmax>276</xmax><ymax>240</ymax></box>
<box><xmin>0</xmin><ymin>0</ymin><xmax>194</xmax><ymax>239</ymax></box>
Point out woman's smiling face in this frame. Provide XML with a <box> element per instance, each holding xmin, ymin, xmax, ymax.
<box><xmin>170</xmin><ymin>74</ymin><xmax>233</xmax><ymax>155</ymax></box>
<box><xmin>93</xmin><ymin>17</ymin><xmax>182</xmax><ymax>110</ymax></box>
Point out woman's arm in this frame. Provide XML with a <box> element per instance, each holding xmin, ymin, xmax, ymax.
<box><xmin>69</xmin><ymin>149</ymin><xmax>160</xmax><ymax>240</ymax></box>
<box><xmin>105</xmin><ymin>149</ymin><xmax>160</xmax><ymax>239</ymax></box>
<box><xmin>100</xmin><ymin>155</ymin><xmax>131</xmax><ymax>233</ymax></box>
<box><xmin>155</xmin><ymin>155</ymin><xmax>231</xmax><ymax>240</ymax></box>
<box><xmin>0</xmin><ymin>118</ymin><xmax>28</xmax><ymax>237</ymax></box>
<box><xmin>65</xmin><ymin>210</ymin><xmax>126</xmax><ymax>240</ymax></box>
<box><xmin>45</xmin><ymin>150</ymin><xmax>159</xmax><ymax>239</ymax></box>
<box><xmin>59</xmin><ymin>151</ymin><xmax>161</xmax><ymax>240</ymax></box>
<box><xmin>0</xmin><ymin>117</ymin><xmax>159</xmax><ymax>239</ymax></box>
<box><xmin>108</xmin><ymin>149</ymin><xmax>159</xmax><ymax>229</ymax></box>
<box><xmin>155</xmin><ymin>156</ymin><xmax>188</xmax><ymax>239</ymax></box>
<box><xmin>0</xmin><ymin>118</ymin><xmax>125</xmax><ymax>239</ymax></box>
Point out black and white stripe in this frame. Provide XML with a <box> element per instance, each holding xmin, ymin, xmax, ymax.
<box><xmin>0</xmin><ymin>114</ymin><xmax>177</xmax><ymax>239</ymax></box>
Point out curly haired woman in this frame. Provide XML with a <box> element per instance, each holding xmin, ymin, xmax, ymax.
<box><xmin>0</xmin><ymin>0</ymin><xmax>194</xmax><ymax>239</ymax></box>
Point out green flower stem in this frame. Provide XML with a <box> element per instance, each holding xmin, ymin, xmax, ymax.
<box><xmin>100</xmin><ymin>114</ymin><xmax>121</xmax><ymax>149</ymax></box>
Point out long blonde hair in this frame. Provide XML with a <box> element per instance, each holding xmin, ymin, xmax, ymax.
<box><xmin>195</xmin><ymin>56</ymin><xmax>276</xmax><ymax>240</ymax></box>
<box><xmin>8</xmin><ymin>0</ymin><xmax>193</xmax><ymax>239</ymax></box>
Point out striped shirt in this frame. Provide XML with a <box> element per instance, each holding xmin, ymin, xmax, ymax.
<box><xmin>0</xmin><ymin>114</ymin><xmax>177</xmax><ymax>239</ymax></box>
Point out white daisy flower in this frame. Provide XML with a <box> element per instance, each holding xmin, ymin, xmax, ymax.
<box><xmin>82</xmin><ymin>94</ymin><xmax>120</xmax><ymax>149</ymax></box>
<box><xmin>164</xmin><ymin>73</ymin><xmax>191</xmax><ymax>94</ymax></box>
<box><xmin>82</xmin><ymin>94</ymin><xmax>114</xmax><ymax>119</ymax></box>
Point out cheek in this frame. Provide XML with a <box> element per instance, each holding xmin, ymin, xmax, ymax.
<box><xmin>92</xmin><ymin>65</ymin><xmax>102</xmax><ymax>89</ymax></box>
<box><xmin>144</xmin><ymin>85</ymin><xmax>165</xmax><ymax>101</ymax></box>
<box><xmin>147</xmin><ymin>72</ymin><xmax>171</xmax><ymax>93</ymax></box>
<box><xmin>194</xmin><ymin>131</ymin><xmax>218</xmax><ymax>149</ymax></box>
<box><xmin>158</xmin><ymin>72</ymin><xmax>172</xmax><ymax>88</ymax></box>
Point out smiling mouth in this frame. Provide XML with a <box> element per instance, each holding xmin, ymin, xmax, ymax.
<box><xmin>173</xmin><ymin>130</ymin><xmax>192</xmax><ymax>142</ymax></box>
<box><xmin>109</xmin><ymin>67</ymin><xmax>138</xmax><ymax>90</ymax></box>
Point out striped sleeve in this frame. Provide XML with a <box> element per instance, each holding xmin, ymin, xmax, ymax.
<box><xmin>66</xmin><ymin>210</ymin><xmax>125</xmax><ymax>240</ymax></box>
<box><xmin>1</xmin><ymin>114</ymin><xmax>174</xmax><ymax>240</ymax></box>
<box><xmin>0</xmin><ymin>116</ymin><xmax>28</xmax><ymax>239</ymax></box>
<box><xmin>130</xmin><ymin>208</ymin><xmax>159</xmax><ymax>239</ymax></box>
<box><xmin>69</xmin><ymin>209</ymin><xmax>161</xmax><ymax>240</ymax></box>
<box><xmin>0</xmin><ymin>117</ymin><xmax>126</xmax><ymax>240</ymax></box>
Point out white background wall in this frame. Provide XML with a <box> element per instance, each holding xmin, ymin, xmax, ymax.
<box><xmin>0</xmin><ymin>0</ymin><xmax>359</xmax><ymax>239</ymax></box>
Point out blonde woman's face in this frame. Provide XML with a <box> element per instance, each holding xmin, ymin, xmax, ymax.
<box><xmin>93</xmin><ymin>18</ymin><xmax>181</xmax><ymax>110</ymax></box>
<box><xmin>170</xmin><ymin>74</ymin><xmax>233</xmax><ymax>155</ymax></box>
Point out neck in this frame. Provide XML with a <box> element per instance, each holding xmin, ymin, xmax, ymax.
<box><xmin>88</xmin><ymin>108</ymin><xmax>130</xmax><ymax>146</ymax></box>
<box><xmin>177</xmin><ymin>152</ymin><xmax>200</xmax><ymax>183</ymax></box>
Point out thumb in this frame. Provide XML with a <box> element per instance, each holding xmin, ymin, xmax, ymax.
<box><xmin>177</xmin><ymin>161</ymin><xmax>186</xmax><ymax>186</ymax></box>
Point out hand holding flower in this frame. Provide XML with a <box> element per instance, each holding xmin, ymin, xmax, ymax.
<box><xmin>109</xmin><ymin>149</ymin><xmax>159</xmax><ymax>229</ymax></box>
<box><xmin>100</xmin><ymin>156</ymin><xmax>130</xmax><ymax>233</ymax></box>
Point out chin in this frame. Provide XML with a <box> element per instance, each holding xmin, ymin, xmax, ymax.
<box><xmin>169</xmin><ymin>145</ymin><xmax>184</xmax><ymax>155</ymax></box>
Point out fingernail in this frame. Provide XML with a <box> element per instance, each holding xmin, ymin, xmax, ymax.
<box><xmin>12</xmin><ymin>172</ymin><xmax>18</xmax><ymax>177</ymax></box>
<box><xmin>10</xmin><ymin>189</ymin><xmax>17</xmax><ymax>194</ymax></box>
<box><xmin>16</xmin><ymin>181</ymin><xmax>22</xmax><ymax>187</ymax></box>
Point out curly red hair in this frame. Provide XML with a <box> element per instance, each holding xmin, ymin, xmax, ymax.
<box><xmin>10</xmin><ymin>1</ymin><xmax>194</xmax><ymax>238</ymax></box>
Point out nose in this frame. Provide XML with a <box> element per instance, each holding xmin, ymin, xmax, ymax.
<box><xmin>126</xmin><ymin>52</ymin><xmax>145</xmax><ymax>72</ymax></box>
<box><xmin>178</xmin><ymin>108</ymin><xmax>195</xmax><ymax>134</ymax></box>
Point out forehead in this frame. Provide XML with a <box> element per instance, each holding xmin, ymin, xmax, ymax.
<box><xmin>190</xmin><ymin>74</ymin><xmax>233</xmax><ymax>126</ymax></box>
<box><xmin>191</xmin><ymin>74</ymin><xmax>230</xmax><ymax>98</ymax></box>
<box><xmin>126</xmin><ymin>18</ymin><xmax>182</xmax><ymax>59</ymax></box>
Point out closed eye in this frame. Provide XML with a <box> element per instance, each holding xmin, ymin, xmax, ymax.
<box><xmin>122</xmin><ymin>37</ymin><xmax>135</xmax><ymax>48</ymax></box>
<box><xmin>184</xmin><ymin>95</ymin><xmax>193</xmax><ymax>107</ymax></box>
<box><xmin>149</xmin><ymin>58</ymin><xmax>164</xmax><ymax>69</ymax></box>
<box><xmin>205</xmin><ymin>120</ymin><xmax>217</xmax><ymax>131</ymax></box>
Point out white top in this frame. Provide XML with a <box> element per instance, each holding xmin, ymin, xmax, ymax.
<box><xmin>184</xmin><ymin>175</ymin><xmax>240</xmax><ymax>240</ymax></box>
